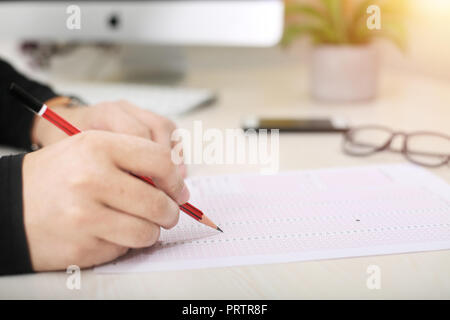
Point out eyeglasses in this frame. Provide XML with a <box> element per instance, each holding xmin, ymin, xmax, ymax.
<box><xmin>343</xmin><ymin>125</ymin><xmax>450</xmax><ymax>168</ymax></box>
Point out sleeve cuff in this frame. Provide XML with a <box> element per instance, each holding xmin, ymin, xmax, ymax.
<box><xmin>18</xmin><ymin>86</ymin><xmax>58</xmax><ymax>151</ymax></box>
<box><xmin>0</xmin><ymin>58</ymin><xmax>58</xmax><ymax>151</ymax></box>
<box><xmin>0</xmin><ymin>154</ymin><xmax>33</xmax><ymax>275</ymax></box>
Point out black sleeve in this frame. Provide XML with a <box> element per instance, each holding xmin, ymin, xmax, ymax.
<box><xmin>0</xmin><ymin>154</ymin><xmax>33</xmax><ymax>275</ymax></box>
<box><xmin>0</xmin><ymin>57</ymin><xmax>58</xmax><ymax>150</ymax></box>
<box><xmin>0</xmin><ymin>58</ymin><xmax>58</xmax><ymax>275</ymax></box>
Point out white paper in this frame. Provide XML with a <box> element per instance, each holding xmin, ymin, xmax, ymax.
<box><xmin>95</xmin><ymin>164</ymin><xmax>450</xmax><ymax>273</ymax></box>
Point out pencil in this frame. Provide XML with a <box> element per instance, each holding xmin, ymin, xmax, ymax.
<box><xmin>9</xmin><ymin>82</ymin><xmax>223</xmax><ymax>233</ymax></box>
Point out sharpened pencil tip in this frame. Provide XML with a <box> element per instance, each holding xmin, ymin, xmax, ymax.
<box><xmin>217</xmin><ymin>227</ymin><xmax>224</xmax><ymax>233</ymax></box>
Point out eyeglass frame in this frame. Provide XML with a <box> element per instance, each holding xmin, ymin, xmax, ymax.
<box><xmin>342</xmin><ymin>125</ymin><xmax>450</xmax><ymax>168</ymax></box>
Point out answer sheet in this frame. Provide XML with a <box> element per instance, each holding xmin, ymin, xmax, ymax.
<box><xmin>96</xmin><ymin>164</ymin><xmax>450</xmax><ymax>273</ymax></box>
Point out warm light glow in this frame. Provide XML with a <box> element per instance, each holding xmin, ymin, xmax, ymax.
<box><xmin>399</xmin><ymin>0</ymin><xmax>450</xmax><ymax>79</ymax></box>
<box><xmin>412</xmin><ymin>0</ymin><xmax>450</xmax><ymax>18</ymax></box>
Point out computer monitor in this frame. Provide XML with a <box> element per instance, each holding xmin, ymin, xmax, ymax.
<box><xmin>0</xmin><ymin>1</ymin><xmax>284</xmax><ymax>47</ymax></box>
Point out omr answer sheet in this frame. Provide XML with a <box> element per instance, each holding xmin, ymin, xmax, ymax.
<box><xmin>96</xmin><ymin>164</ymin><xmax>450</xmax><ymax>273</ymax></box>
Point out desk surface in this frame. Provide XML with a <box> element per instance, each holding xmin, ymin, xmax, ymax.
<box><xmin>0</xmin><ymin>59</ymin><xmax>449</xmax><ymax>299</ymax></box>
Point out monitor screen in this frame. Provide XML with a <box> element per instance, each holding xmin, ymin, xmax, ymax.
<box><xmin>0</xmin><ymin>0</ymin><xmax>284</xmax><ymax>46</ymax></box>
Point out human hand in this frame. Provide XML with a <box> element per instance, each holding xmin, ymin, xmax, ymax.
<box><xmin>31</xmin><ymin>99</ymin><xmax>187</xmax><ymax>177</ymax></box>
<box><xmin>22</xmin><ymin>130</ymin><xmax>189</xmax><ymax>271</ymax></box>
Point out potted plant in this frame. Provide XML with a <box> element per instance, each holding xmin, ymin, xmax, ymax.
<box><xmin>283</xmin><ymin>0</ymin><xmax>407</xmax><ymax>102</ymax></box>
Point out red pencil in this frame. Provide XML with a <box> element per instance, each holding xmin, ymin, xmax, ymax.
<box><xmin>10</xmin><ymin>83</ymin><xmax>222</xmax><ymax>233</ymax></box>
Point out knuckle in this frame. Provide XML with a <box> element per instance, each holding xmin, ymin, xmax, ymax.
<box><xmin>66</xmin><ymin>205</ymin><xmax>90</xmax><ymax>229</ymax></box>
<box><xmin>114</xmin><ymin>101</ymin><xmax>124</xmax><ymax>109</ymax></box>
<box><xmin>159</xmin><ymin>145</ymin><xmax>172</xmax><ymax>159</ymax></box>
<box><xmin>96</xmin><ymin>103</ymin><xmax>110</xmax><ymax>112</ymax></box>
<box><xmin>101</xmin><ymin>102</ymin><xmax>121</xmax><ymax>114</ymax></box>
<box><xmin>69</xmin><ymin>165</ymin><xmax>111</xmax><ymax>195</ymax></box>
<box><xmin>148</xmin><ymin>225</ymin><xmax>161</xmax><ymax>245</ymax></box>
<box><xmin>116</xmin><ymin>99</ymin><xmax>129</xmax><ymax>106</ymax></box>
<box><xmin>69</xmin><ymin>171</ymin><xmax>92</xmax><ymax>189</ymax></box>
<box><xmin>159</xmin><ymin>118</ymin><xmax>177</xmax><ymax>132</ymax></box>
<box><xmin>162</xmin><ymin>148</ymin><xmax>175</xmax><ymax>162</ymax></box>
<box><xmin>149</xmin><ymin>192</ymin><xmax>179</xmax><ymax>229</ymax></box>
<box><xmin>68</xmin><ymin>167</ymin><xmax>100</xmax><ymax>192</ymax></box>
<box><xmin>77</xmin><ymin>131</ymin><xmax>105</xmax><ymax>151</ymax></box>
<box><xmin>152</xmin><ymin>192</ymin><xmax>170</xmax><ymax>215</ymax></box>
<box><xmin>133</xmin><ymin>126</ymin><xmax>150</xmax><ymax>139</ymax></box>
<box><xmin>103</xmin><ymin>101</ymin><xmax>122</xmax><ymax>111</ymax></box>
<box><xmin>158</xmin><ymin>147</ymin><xmax>176</xmax><ymax>174</ymax></box>
<box><xmin>164</xmin><ymin>202</ymin><xmax>180</xmax><ymax>229</ymax></box>
<box><xmin>153</xmin><ymin>146</ymin><xmax>185</xmax><ymax>198</ymax></box>
<box><xmin>134</xmin><ymin>223</ymin><xmax>160</xmax><ymax>247</ymax></box>
<box><xmin>167</xmin><ymin>179</ymin><xmax>184</xmax><ymax>201</ymax></box>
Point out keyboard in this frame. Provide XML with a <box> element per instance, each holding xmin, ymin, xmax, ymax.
<box><xmin>55</xmin><ymin>82</ymin><xmax>217</xmax><ymax>117</ymax></box>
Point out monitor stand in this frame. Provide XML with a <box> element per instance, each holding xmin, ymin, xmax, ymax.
<box><xmin>47</xmin><ymin>44</ymin><xmax>187</xmax><ymax>84</ymax></box>
<box><xmin>120</xmin><ymin>45</ymin><xmax>187</xmax><ymax>84</ymax></box>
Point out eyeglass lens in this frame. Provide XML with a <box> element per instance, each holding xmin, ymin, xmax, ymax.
<box><xmin>344</xmin><ymin>127</ymin><xmax>450</xmax><ymax>167</ymax></box>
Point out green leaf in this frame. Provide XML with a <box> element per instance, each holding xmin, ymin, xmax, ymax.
<box><xmin>322</xmin><ymin>0</ymin><xmax>348</xmax><ymax>43</ymax></box>
<box><xmin>285</xmin><ymin>4</ymin><xmax>326</xmax><ymax>21</ymax></box>
<box><xmin>282</xmin><ymin>25</ymin><xmax>316</xmax><ymax>46</ymax></box>
<box><xmin>282</xmin><ymin>0</ymin><xmax>407</xmax><ymax>50</ymax></box>
<box><xmin>281</xmin><ymin>23</ymin><xmax>338</xmax><ymax>47</ymax></box>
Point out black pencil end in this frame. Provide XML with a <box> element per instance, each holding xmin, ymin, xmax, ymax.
<box><xmin>9</xmin><ymin>82</ymin><xmax>43</xmax><ymax>114</ymax></box>
<box><xmin>217</xmin><ymin>226</ymin><xmax>224</xmax><ymax>233</ymax></box>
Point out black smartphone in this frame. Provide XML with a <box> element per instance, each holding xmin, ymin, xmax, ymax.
<box><xmin>242</xmin><ymin>117</ymin><xmax>349</xmax><ymax>133</ymax></box>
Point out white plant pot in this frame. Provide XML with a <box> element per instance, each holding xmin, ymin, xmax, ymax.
<box><xmin>310</xmin><ymin>45</ymin><xmax>379</xmax><ymax>102</ymax></box>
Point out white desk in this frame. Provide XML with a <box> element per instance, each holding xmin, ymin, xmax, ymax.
<box><xmin>0</xmin><ymin>58</ymin><xmax>449</xmax><ymax>299</ymax></box>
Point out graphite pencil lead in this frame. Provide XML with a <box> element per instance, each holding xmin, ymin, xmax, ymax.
<box><xmin>217</xmin><ymin>226</ymin><xmax>224</xmax><ymax>233</ymax></box>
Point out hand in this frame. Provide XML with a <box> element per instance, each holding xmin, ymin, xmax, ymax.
<box><xmin>22</xmin><ymin>130</ymin><xmax>190</xmax><ymax>271</ymax></box>
<box><xmin>31</xmin><ymin>100</ymin><xmax>187</xmax><ymax>177</ymax></box>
